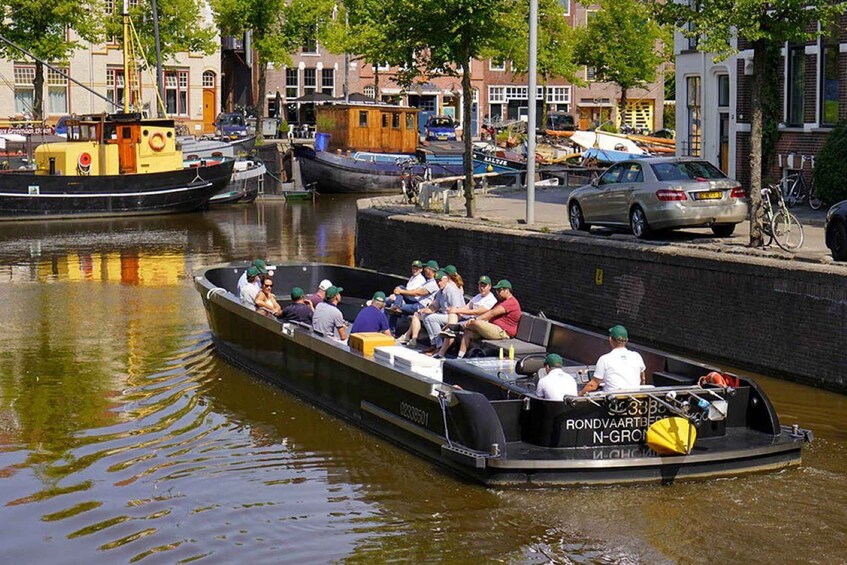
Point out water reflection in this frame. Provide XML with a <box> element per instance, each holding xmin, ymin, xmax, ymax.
<box><xmin>0</xmin><ymin>200</ymin><xmax>844</xmax><ymax>562</ymax></box>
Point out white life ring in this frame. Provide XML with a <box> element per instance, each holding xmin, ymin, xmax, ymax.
<box><xmin>149</xmin><ymin>132</ymin><xmax>166</xmax><ymax>151</ymax></box>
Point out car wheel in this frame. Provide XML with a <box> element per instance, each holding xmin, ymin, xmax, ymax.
<box><xmin>711</xmin><ymin>224</ymin><xmax>736</xmax><ymax>237</ymax></box>
<box><xmin>828</xmin><ymin>220</ymin><xmax>847</xmax><ymax>261</ymax></box>
<box><xmin>568</xmin><ymin>201</ymin><xmax>590</xmax><ymax>231</ymax></box>
<box><xmin>630</xmin><ymin>206</ymin><xmax>652</xmax><ymax>239</ymax></box>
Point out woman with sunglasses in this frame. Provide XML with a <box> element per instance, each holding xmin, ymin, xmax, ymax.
<box><xmin>433</xmin><ymin>275</ymin><xmax>497</xmax><ymax>357</ymax></box>
<box><xmin>255</xmin><ymin>275</ymin><xmax>282</xmax><ymax>318</ymax></box>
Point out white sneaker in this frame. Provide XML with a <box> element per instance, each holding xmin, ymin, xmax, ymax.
<box><xmin>395</xmin><ymin>335</ymin><xmax>410</xmax><ymax>345</ymax></box>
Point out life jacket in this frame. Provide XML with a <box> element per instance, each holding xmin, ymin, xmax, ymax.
<box><xmin>699</xmin><ymin>371</ymin><xmax>729</xmax><ymax>387</ymax></box>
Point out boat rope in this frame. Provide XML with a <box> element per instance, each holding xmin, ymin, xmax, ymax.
<box><xmin>206</xmin><ymin>287</ymin><xmax>226</xmax><ymax>300</ymax></box>
<box><xmin>437</xmin><ymin>390</ymin><xmax>452</xmax><ymax>448</ymax></box>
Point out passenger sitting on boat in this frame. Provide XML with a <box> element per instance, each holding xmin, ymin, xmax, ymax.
<box><xmin>434</xmin><ymin>275</ymin><xmax>497</xmax><ymax>357</ymax></box>
<box><xmin>396</xmin><ymin>270</ymin><xmax>448</xmax><ymax>347</ymax></box>
<box><xmin>409</xmin><ymin>271</ymin><xmax>464</xmax><ymax>354</ymax></box>
<box><xmin>443</xmin><ymin>265</ymin><xmax>464</xmax><ymax>292</ymax></box>
<box><xmin>237</xmin><ymin>259</ymin><xmax>269</xmax><ymax>296</ymax></box>
<box><xmin>349</xmin><ymin>291</ymin><xmax>391</xmax><ymax>336</ymax></box>
<box><xmin>280</xmin><ymin>286</ymin><xmax>314</xmax><ymax>324</ymax></box>
<box><xmin>536</xmin><ymin>353</ymin><xmax>578</xmax><ymax>400</ymax></box>
<box><xmin>579</xmin><ymin>325</ymin><xmax>646</xmax><ymax>396</ymax></box>
<box><xmin>456</xmin><ymin>279</ymin><xmax>522</xmax><ymax>358</ymax></box>
<box><xmin>255</xmin><ymin>276</ymin><xmax>282</xmax><ymax>318</ymax></box>
<box><xmin>306</xmin><ymin>279</ymin><xmax>333</xmax><ymax>307</ymax></box>
<box><xmin>239</xmin><ymin>266</ymin><xmax>262</xmax><ymax>306</ymax></box>
<box><xmin>312</xmin><ymin>286</ymin><xmax>347</xmax><ymax>340</ymax></box>
<box><xmin>388</xmin><ymin>260</ymin><xmax>439</xmax><ymax>334</ymax></box>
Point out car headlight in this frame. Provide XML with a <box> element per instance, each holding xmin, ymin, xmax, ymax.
<box><xmin>826</xmin><ymin>207</ymin><xmax>833</xmax><ymax>223</ymax></box>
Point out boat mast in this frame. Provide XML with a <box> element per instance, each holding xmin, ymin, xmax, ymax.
<box><xmin>123</xmin><ymin>0</ymin><xmax>132</xmax><ymax>112</ymax></box>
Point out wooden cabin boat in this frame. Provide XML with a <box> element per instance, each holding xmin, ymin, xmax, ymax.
<box><xmin>195</xmin><ymin>262</ymin><xmax>812</xmax><ymax>487</ymax></box>
<box><xmin>0</xmin><ymin>112</ymin><xmax>234</xmax><ymax>220</ymax></box>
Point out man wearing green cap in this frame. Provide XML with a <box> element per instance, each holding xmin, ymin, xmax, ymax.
<box><xmin>312</xmin><ymin>286</ymin><xmax>348</xmax><ymax>340</ymax></box>
<box><xmin>434</xmin><ymin>275</ymin><xmax>497</xmax><ymax>357</ymax></box>
<box><xmin>536</xmin><ymin>353</ymin><xmax>578</xmax><ymax>400</ymax></box>
<box><xmin>281</xmin><ymin>286</ymin><xmax>314</xmax><ymax>324</ymax></box>
<box><xmin>388</xmin><ymin>259</ymin><xmax>439</xmax><ymax>334</ymax></box>
<box><xmin>237</xmin><ymin>259</ymin><xmax>270</xmax><ymax>296</ymax></box>
<box><xmin>350</xmin><ymin>291</ymin><xmax>391</xmax><ymax>336</ymax></box>
<box><xmin>456</xmin><ymin>279</ymin><xmax>522</xmax><ymax>358</ymax></box>
<box><xmin>579</xmin><ymin>325</ymin><xmax>646</xmax><ymax>395</ymax></box>
<box><xmin>239</xmin><ymin>266</ymin><xmax>262</xmax><ymax>306</ymax></box>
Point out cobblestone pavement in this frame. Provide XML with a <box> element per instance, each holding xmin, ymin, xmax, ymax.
<box><xmin>419</xmin><ymin>184</ymin><xmax>842</xmax><ymax>267</ymax></box>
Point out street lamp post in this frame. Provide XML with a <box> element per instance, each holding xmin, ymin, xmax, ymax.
<box><xmin>526</xmin><ymin>0</ymin><xmax>537</xmax><ymax>225</ymax></box>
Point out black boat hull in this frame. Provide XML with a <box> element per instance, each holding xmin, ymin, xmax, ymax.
<box><xmin>0</xmin><ymin>160</ymin><xmax>235</xmax><ymax>220</ymax></box>
<box><xmin>196</xmin><ymin>263</ymin><xmax>807</xmax><ymax>487</ymax></box>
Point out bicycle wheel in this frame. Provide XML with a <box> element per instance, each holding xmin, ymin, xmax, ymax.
<box><xmin>809</xmin><ymin>184</ymin><xmax>823</xmax><ymax>210</ymax></box>
<box><xmin>785</xmin><ymin>181</ymin><xmax>799</xmax><ymax>208</ymax></box>
<box><xmin>770</xmin><ymin>210</ymin><xmax>804</xmax><ymax>251</ymax></box>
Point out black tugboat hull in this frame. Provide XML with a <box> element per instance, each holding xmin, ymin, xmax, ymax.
<box><xmin>0</xmin><ymin>160</ymin><xmax>234</xmax><ymax>221</ymax></box>
<box><xmin>195</xmin><ymin>263</ymin><xmax>809</xmax><ymax>487</ymax></box>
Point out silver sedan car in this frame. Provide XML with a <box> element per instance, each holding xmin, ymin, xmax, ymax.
<box><xmin>567</xmin><ymin>158</ymin><xmax>749</xmax><ymax>238</ymax></box>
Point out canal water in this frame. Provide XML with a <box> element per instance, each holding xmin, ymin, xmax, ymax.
<box><xmin>0</xmin><ymin>198</ymin><xmax>845</xmax><ymax>563</ymax></box>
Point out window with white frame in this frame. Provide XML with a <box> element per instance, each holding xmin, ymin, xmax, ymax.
<box><xmin>363</xmin><ymin>85</ymin><xmax>375</xmax><ymax>98</ymax></box>
<box><xmin>165</xmin><ymin>70</ymin><xmax>189</xmax><ymax>116</ymax></box>
<box><xmin>489</xmin><ymin>86</ymin><xmax>505</xmax><ymax>103</ymax></box>
<box><xmin>376</xmin><ymin>62</ymin><xmax>390</xmax><ymax>71</ymax></box>
<box><xmin>106</xmin><ymin>67</ymin><xmax>125</xmax><ymax>108</ymax></box>
<box><xmin>546</xmin><ymin>86</ymin><xmax>570</xmax><ymax>104</ymax></box>
<box><xmin>559</xmin><ymin>0</ymin><xmax>570</xmax><ymax>16</ymax></box>
<box><xmin>202</xmin><ymin>70</ymin><xmax>215</xmax><ymax>89</ymax></box>
<box><xmin>505</xmin><ymin>86</ymin><xmax>527</xmax><ymax>99</ymax></box>
<box><xmin>14</xmin><ymin>65</ymin><xmax>35</xmax><ymax>114</ymax></box>
<box><xmin>47</xmin><ymin>68</ymin><xmax>68</xmax><ymax>114</ymax></box>
<box><xmin>321</xmin><ymin>68</ymin><xmax>334</xmax><ymax>96</ymax></box>
<box><xmin>490</xmin><ymin>58</ymin><xmax>506</xmax><ymax>71</ymax></box>
<box><xmin>302</xmin><ymin>28</ymin><xmax>318</xmax><ymax>54</ymax></box>
<box><xmin>303</xmin><ymin>68</ymin><xmax>317</xmax><ymax>94</ymax></box>
<box><xmin>285</xmin><ymin>68</ymin><xmax>298</xmax><ymax>99</ymax></box>
<box><xmin>820</xmin><ymin>24</ymin><xmax>839</xmax><ymax>126</ymax></box>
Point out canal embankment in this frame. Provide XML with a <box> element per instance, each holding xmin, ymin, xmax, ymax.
<box><xmin>355</xmin><ymin>192</ymin><xmax>846</xmax><ymax>393</ymax></box>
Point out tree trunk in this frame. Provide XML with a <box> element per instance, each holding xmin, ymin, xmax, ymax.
<box><xmin>748</xmin><ymin>40</ymin><xmax>766</xmax><ymax>247</ymax></box>
<box><xmin>619</xmin><ymin>86</ymin><xmax>627</xmax><ymax>130</ymax></box>
<box><xmin>33</xmin><ymin>62</ymin><xmax>44</xmax><ymax>121</ymax></box>
<box><xmin>374</xmin><ymin>65</ymin><xmax>380</xmax><ymax>98</ymax></box>
<box><xmin>462</xmin><ymin>47</ymin><xmax>475</xmax><ymax>218</ymax></box>
<box><xmin>256</xmin><ymin>54</ymin><xmax>266</xmax><ymax>142</ymax></box>
<box><xmin>541</xmin><ymin>76</ymin><xmax>549</xmax><ymax>132</ymax></box>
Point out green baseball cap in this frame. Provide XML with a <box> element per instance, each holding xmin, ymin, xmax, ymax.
<box><xmin>609</xmin><ymin>325</ymin><xmax>629</xmax><ymax>340</ymax></box>
<box><xmin>411</xmin><ymin>260</ymin><xmax>423</xmax><ymax>268</ymax></box>
<box><xmin>372</xmin><ymin>291</ymin><xmax>386</xmax><ymax>302</ymax></box>
<box><xmin>544</xmin><ymin>353</ymin><xmax>564</xmax><ymax>367</ymax></box>
<box><xmin>444</xmin><ymin>265</ymin><xmax>457</xmax><ymax>275</ymax></box>
<box><xmin>252</xmin><ymin>259</ymin><xmax>269</xmax><ymax>274</ymax></box>
<box><xmin>425</xmin><ymin>260</ymin><xmax>439</xmax><ymax>270</ymax></box>
<box><xmin>291</xmin><ymin>286</ymin><xmax>304</xmax><ymax>299</ymax></box>
<box><xmin>478</xmin><ymin>275</ymin><xmax>491</xmax><ymax>285</ymax></box>
<box><xmin>326</xmin><ymin>286</ymin><xmax>343</xmax><ymax>299</ymax></box>
<box><xmin>435</xmin><ymin>270</ymin><xmax>447</xmax><ymax>280</ymax></box>
<box><xmin>246</xmin><ymin>266</ymin><xmax>260</xmax><ymax>278</ymax></box>
<box><xmin>492</xmin><ymin>279</ymin><xmax>512</xmax><ymax>290</ymax></box>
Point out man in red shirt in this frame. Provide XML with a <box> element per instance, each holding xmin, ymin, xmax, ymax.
<box><xmin>456</xmin><ymin>279</ymin><xmax>521</xmax><ymax>358</ymax></box>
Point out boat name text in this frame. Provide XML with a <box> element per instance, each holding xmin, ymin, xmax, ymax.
<box><xmin>400</xmin><ymin>402</ymin><xmax>428</xmax><ymax>427</ymax></box>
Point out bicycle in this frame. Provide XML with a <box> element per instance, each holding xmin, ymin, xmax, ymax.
<box><xmin>761</xmin><ymin>183</ymin><xmax>804</xmax><ymax>251</ymax></box>
<box><xmin>397</xmin><ymin>158</ymin><xmax>424</xmax><ymax>204</ymax></box>
<box><xmin>783</xmin><ymin>171</ymin><xmax>823</xmax><ymax>210</ymax></box>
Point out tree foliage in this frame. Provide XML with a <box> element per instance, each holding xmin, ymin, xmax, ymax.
<box><xmin>813</xmin><ymin>122</ymin><xmax>847</xmax><ymax>206</ymax></box>
<box><xmin>575</xmin><ymin>0</ymin><xmax>667</xmax><ymax>125</ymax></box>
<box><xmin>0</xmin><ymin>0</ymin><xmax>103</xmax><ymax>119</ymax></box>
<box><xmin>654</xmin><ymin>0</ymin><xmax>844</xmax><ymax>246</ymax></box>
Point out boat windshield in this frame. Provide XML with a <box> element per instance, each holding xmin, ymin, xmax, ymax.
<box><xmin>67</xmin><ymin>123</ymin><xmax>99</xmax><ymax>142</ymax></box>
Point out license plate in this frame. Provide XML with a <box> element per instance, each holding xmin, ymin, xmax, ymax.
<box><xmin>694</xmin><ymin>191</ymin><xmax>722</xmax><ymax>200</ymax></box>
<box><xmin>438</xmin><ymin>135</ymin><xmax>448</xmax><ymax>140</ymax></box>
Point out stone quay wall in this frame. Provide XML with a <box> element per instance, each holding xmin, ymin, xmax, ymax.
<box><xmin>356</xmin><ymin>202</ymin><xmax>846</xmax><ymax>393</ymax></box>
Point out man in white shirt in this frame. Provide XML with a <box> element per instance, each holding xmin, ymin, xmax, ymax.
<box><xmin>236</xmin><ymin>259</ymin><xmax>269</xmax><ymax>296</ymax></box>
<box><xmin>239</xmin><ymin>266</ymin><xmax>262</xmax><ymax>307</ymax></box>
<box><xmin>433</xmin><ymin>275</ymin><xmax>497</xmax><ymax>357</ymax></box>
<box><xmin>388</xmin><ymin>259</ymin><xmax>439</xmax><ymax>335</ymax></box>
<box><xmin>579</xmin><ymin>325</ymin><xmax>646</xmax><ymax>395</ymax></box>
<box><xmin>536</xmin><ymin>353</ymin><xmax>578</xmax><ymax>400</ymax></box>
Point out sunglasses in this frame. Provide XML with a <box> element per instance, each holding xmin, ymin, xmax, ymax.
<box><xmin>263</xmin><ymin>283</ymin><xmax>273</xmax><ymax>288</ymax></box>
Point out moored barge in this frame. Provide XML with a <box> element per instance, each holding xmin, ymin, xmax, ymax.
<box><xmin>195</xmin><ymin>262</ymin><xmax>812</xmax><ymax>487</ymax></box>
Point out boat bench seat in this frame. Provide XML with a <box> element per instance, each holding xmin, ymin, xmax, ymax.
<box><xmin>480</xmin><ymin>313</ymin><xmax>550</xmax><ymax>356</ymax></box>
<box><xmin>651</xmin><ymin>370</ymin><xmax>697</xmax><ymax>387</ymax></box>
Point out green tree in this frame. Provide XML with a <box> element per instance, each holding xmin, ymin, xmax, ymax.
<box><xmin>386</xmin><ymin>0</ymin><xmax>523</xmax><ymax>218</ymax></box>
<box><xmin>0</xmin><ymin>0</ymin><xmax>103</xmax><ymax>120</ymax></box>
<box><xmin>509</xmin><ymin>0</ymin><xmax>583</xmax><ymax>128</ymax></box>
<box><xmin>211</xmin><ymin>0</ymin><xmax>336</xmax><ymax>138</ymax></box>
<box><xmin>576</xmin><ymin>0</ymin><xmax>667</xmax><ymax>128</ymax></box>
<box><xmin>656</xmin><ymin>0</ymin><xmax>843</xmax><ymax>247</ymax></box>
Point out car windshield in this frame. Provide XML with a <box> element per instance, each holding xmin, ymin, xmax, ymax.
<box><xmin>220</xmin><ymin>114</ymin><xmax>245</xmax><ymax>126</ymax></box>
<box><xmin>429</xmin><ymin>118</ymin><xmax>453</xmax><ymax>127</ymax></box>
<box><xmin>651</xmin><ymin>161</ymin><xmax>726</xmax><ymax>181</ymax></box>
<box><xmin>548</xmin><ymin>114</ymin><xmax>573</xmax><ymax>128</ymax></box>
